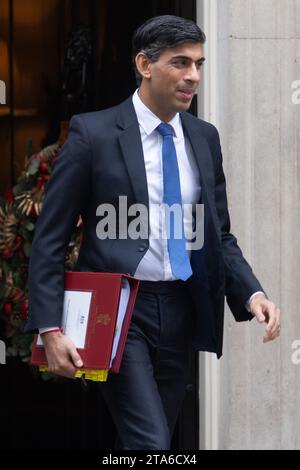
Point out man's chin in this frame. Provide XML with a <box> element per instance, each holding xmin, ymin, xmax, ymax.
<box><xmin>175</xmin><ymin>100</ymin><xmax>192</xmax><ymax>112</ymax></box>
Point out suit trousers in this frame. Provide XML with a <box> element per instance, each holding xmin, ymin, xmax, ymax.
<box><xmin>99</xmin><ymin>279</ymin><xmax>194</xmax><ymax>450</ymax></box>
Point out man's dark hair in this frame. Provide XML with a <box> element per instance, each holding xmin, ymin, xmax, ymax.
<box><xmin>132</xmin><ymin>15</ymin><xmax>206</xmax><ymax>86</ymax></box>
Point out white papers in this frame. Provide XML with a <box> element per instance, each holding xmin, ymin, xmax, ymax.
<box><xmin>109</xmin><ymin>278</ymin><xmax>131</xmax><ymax>367</ymax></box>
<box><xmin>37</xmin><ymin>290</ymin><xmax>92</xmax><ymax>348</ymax></box>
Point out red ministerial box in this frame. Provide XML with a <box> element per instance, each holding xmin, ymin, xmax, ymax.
<box><xmin>30</xmin><ymin>272</ymin><xmax>140</xmax><ymax>373</ymax></box>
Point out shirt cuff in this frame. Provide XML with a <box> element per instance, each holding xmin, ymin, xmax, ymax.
<box><xmin>245</xmin><ymin>291</ymin><xmax>266</xmax><ymax>312</ymax></box>
<box><xmin>39</xmin><ymin>327</ymin><xmax>62</xmax><ymax>334</ymax></box>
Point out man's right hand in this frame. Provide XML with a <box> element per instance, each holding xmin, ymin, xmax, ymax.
<box><xmin>41</xmin><ymin>331</ymin><xmax>83</xmax><ymax>378</ymax></box>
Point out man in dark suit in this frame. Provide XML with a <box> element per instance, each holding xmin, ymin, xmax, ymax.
<box><xmin>25</xmin><ymin>15</ymin><xmax>280</xmax><ymax>449</ymax></box>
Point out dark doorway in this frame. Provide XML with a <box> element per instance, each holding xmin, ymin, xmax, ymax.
<box><xmin>94</xmin><ymin>0</ymin><xmax>197</xmax><ymax>110</ymax></box>
<box><xmin>0</xmin><ymin>0</ymin><xmax>199</xmax><ymax>450</ymax></box>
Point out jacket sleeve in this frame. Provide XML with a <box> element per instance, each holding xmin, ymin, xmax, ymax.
<box><xmin>211</xmin><ymin>127</ymin><xmax>266</xmax><ymax>321</ymax></box>
<box><xmin>25</xmin><ymin>115</ymin><xmax>92</xmax><ymax>332</ymax></box>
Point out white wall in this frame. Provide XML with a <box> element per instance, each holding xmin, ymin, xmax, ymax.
<box><xmin>199</xmin><ymin>0</ymin><xmax>300</xmax><ymax>449</ymax></box>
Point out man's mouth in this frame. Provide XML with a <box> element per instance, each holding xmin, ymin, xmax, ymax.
<box><xmin>177</xmin><ymin>89</ymin><xmax>195</xmax><ymax>99</ymax></box>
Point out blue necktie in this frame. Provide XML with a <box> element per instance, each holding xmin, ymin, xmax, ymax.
<box><xmin>157</xmin><ymin>123</ymin><xmax>192</xmax><ymax>281</ymax></box>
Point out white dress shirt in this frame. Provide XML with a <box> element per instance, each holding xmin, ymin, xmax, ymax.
<box><xmin>132</xmin><ymin>89</ymin><xmax>201</xmax><ymax>281</ymax></box>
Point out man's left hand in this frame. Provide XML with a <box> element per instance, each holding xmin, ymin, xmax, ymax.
<box><xmin>250</xmin><ymin>294</ymin><xmax>281</xmax><ymax>343</ymax></box>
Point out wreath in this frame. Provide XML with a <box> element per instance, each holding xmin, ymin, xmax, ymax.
<box><xmin>0</xmin><ymin>143</ymin><xmax>82</xmax><ymax>360</ymax></box>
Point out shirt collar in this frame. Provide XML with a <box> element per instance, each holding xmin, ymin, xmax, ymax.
<box><xmin>132</xmin><ymin>89</ymin><xmax>183</xmax><ymax>139</ymax></box>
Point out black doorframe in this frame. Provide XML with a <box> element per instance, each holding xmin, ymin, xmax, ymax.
<box><xmin>151</xmin><ymin>0</ymin><xmax>196</xmax><ymax>19</ymax></box>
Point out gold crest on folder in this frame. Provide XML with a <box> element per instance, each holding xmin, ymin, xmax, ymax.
<box><xmin>96</xmin><ymin>313</ymin><xmax>111</xmax><ymax>325</ymax></box>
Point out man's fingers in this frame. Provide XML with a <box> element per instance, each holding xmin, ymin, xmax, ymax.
<box><xmin>263</xmin><ymin>329</ymin><xmax>280</xmax><ymax>343</ymax></box>
<box><xmin>50</xmin><ymin>346</ymin><xmax>83</xmax><ymax>378</ymax></box>
<box><xmin>265</xmin><ymin>305</ymin><xmax>276</xmax><ymax>331</ymax></box>
<box><xmin>43</xmin><ymin>333</ymin><xmax>83</xmax><ymax>378</ymax></box>
<box><xmin>251</xmin><ymin>297</ymin><xmax>281</xmax><ymax>343</ymax></box>
<box><xmin>48</xmin><ymin>361</ymin><xmax>77</xmax><ymax>378</ymax></box>
<box><xmin>270</xmin><ymin>311</ymin><xmax>281</xmax><ymax>336</ymax></box>
<box><xmin>265</xmin><ymin>307</ymin><xmax>281</xmax><ymax>338</ymax></box>
<box><xmin>68</xmin><ymin>347</ymin><xmax>83</xmax><ymax>368</ymax></box>
<box><xmin>252</xmin><ymin>304</ymin><xmax>266</xmax><ymax>323</ymax></box>
<box><xmin>263</xmin><ymin>308</ymin><xmax>281</xmax><ymax>342</ymax></box>
<box><xmin>264</xmin><ymin>328</ymin><xmax>279</xmax><ymax>342</ymax></box>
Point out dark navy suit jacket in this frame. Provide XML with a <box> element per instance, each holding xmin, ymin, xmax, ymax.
<box><xmin>25</xmin><ymin>96</ymin><xmax>264</xmax><ymax>358</ymax></box>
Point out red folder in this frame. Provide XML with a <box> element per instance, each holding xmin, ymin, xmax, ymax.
<box><xmin>30</xmin><ymin>272</ymin><xmax>140</xmax><ymax>377</ymax></box>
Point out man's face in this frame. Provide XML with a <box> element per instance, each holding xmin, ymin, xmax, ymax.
<box><xmin>139</xmin><ymin>42</ymin><xmax>205</xmax><ymax>121</ymax></box>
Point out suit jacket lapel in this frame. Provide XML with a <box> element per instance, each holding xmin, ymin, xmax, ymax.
<box><xmin>181</xmin><ymin>112</ymin><xmax>223</xmax><ymax>287</ymax></box>
<box><xmin>117</xmin><ymin>97</ymin><xmax>149</xmax><ymax>211</ymax></box>
<box><xmin>181</xmin><ymin>112</ymin><xmax>220</xmax><ymax>231</ymax></box>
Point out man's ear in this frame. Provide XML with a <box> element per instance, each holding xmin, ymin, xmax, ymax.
<box><xmin>135</xmin><ymin>52</ymin><xmax>152</xmax><ymax>81</ymax></box>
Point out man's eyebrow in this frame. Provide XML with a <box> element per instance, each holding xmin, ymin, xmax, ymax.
<box><xmin>170</xmin><ymin>55</ymin><xmax>206</xmax><ymax>63</ymax></box>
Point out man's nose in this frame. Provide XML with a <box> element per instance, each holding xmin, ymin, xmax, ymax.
<box><xmin>185</xmin><ymin>63</ymin><xmax>200</xmax><ymax>83</ymax></box>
